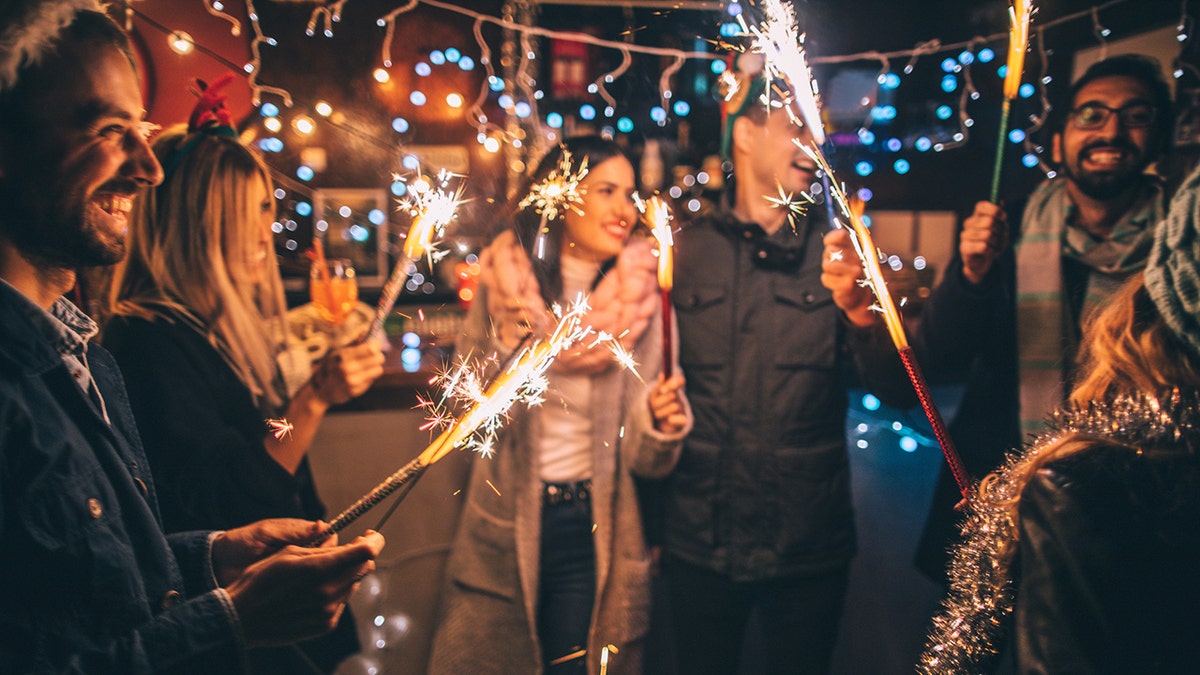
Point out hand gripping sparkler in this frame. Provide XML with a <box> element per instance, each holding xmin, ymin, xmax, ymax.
<box><xmin>804</xmin><ymin>145</ymin><xmax>972</xmax><ymax>500</ymax></box>
<box><xmin>638</xmin><ymin>194</ymin><xmax>676</xmax><ymax>378</ymax></box>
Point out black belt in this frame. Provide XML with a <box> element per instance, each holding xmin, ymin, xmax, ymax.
<box><xmin>542</xmin><ymin>479</ymin><xmax>592</xmax><ymax>506</ymax></box>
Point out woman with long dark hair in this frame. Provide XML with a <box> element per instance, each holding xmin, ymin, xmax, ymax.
<box><xmin>429</xmin><ymin>136</ymin><xmax>690</xmax><ymax>674</ymax></box>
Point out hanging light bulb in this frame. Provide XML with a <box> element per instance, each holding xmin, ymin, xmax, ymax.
<box><xmin>168</xmin><ymin>30</ymin><xmax>194</xmax><ymax>55</ymax></box>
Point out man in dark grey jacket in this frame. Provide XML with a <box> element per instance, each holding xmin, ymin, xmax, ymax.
<box><xmin>661</xmin><ymin>61</ymin><xmax>903</xmax><ymax>674</ymax></box>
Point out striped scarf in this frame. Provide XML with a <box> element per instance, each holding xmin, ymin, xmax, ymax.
<box><xmin>1015</xmin><ymin>176</ymin><xmax>1164</xmax><ymax>434</ymax></box>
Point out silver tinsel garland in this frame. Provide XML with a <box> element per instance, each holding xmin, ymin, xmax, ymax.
<box><xmin>917</xmin><ymin>389</ymin><xmax>1200</xmax><ymax>675</ymax></box>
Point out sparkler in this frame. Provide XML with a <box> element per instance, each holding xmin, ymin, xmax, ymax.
<box><xmin>991</xmin><ymin>0</ymin><xmax>1035</xmax><ymax>203</ymax></box>
<box><xmin>735</xmin><ymin>0</ymin><xmax>971</xmax><ymax>500</ymax></box>
<box><xmin>519</xmin><ymin>149</ymin><xmax>589</xmax><ymax>260</ymax></box>
<box><xmin>764</xmin><ymin>180</ymin><xmax>813</xmax><ymax>233</ymax></box>
<box><xmin>365</xmin><ymin>170</ymin><xmax>466</xmax><ymax>343</ymax></box>
<box><xmin>639</xmin><ymin>194</ymin><xmax>676</xmax><ymax>378</ymax></box>
<box><xmin>266</xmin><ymin>417</ymin><xmax>293</xmax><ymax>440</ymax></box>
<box><xmin>741</xmin><ymin>0</ymin><xmax>826</xmax><ymax>145</ymax></box>
<box><xmin>311</xmin><ymin>299</ymin><xmax>593</xmax><ymax>544</ymax></box>
<box><xmin>801</xmin><ymin>143</ymin><xmax>972</xmax><ymax>500</ymax></box>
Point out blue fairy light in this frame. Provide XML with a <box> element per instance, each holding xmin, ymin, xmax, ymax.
<box><xmin>893</xmin><ymin>159</ymin><xmax>911</xmax><ymax>174</ymax></box>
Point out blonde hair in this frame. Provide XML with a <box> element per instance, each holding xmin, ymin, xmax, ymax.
<box><xmin>991</xmin><ymin>272</ymin><xmax>1200</xmax><ymax>526</ymax></box>
<box><xmin>110</xmin><ymin>124</ymin><xmax>289</xmax><ymax>410</ymax></box>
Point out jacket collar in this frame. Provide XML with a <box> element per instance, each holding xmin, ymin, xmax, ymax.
<box><xmin>0</xmin><ymin>279</ymin><xmax>95</xmax><ymax>374</ymax></box>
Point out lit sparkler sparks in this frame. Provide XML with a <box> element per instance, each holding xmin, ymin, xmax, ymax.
<box><xmin>764</xmin><ymin>180</ymin><xmax>813</xmax><ymax>233</ymax></box>
<box><xmin>1003</xmin><ymin>0</ymin><xmax>1034</xmax><ymax>101</ymax></box>
<box><xmin>312</xmin><ymin>298</ymin><xmax>595</xmax><ymax>544</ymax></box>
<box><xmin>266</xmin><ymin>417</ymin><xmax>293</xmax><ymax>440</ymax></box>
<box><xmin>798</xmin><ymin>140</ymin><xmax>972</xmax><ymax>500</ymax></box>
<box><xmin>400</xmin><ymin>169</ymin><xmax>468</xmax><ymax>262</ymax></box>
<box><xmin>637</xmin><ymin>193</ymin><xmax>677</xmax><ymax>378</ymax></box>
<box><xmin>798</xmin><ymin>143</ymin><xmax>906</xmax><ymax>348</ymax></box>
<box><xmin>991</xmin><ymin>0</ymin><xmax>1035</xmax><ymax>203</ymax></box>
<box><xmin>520</xmin><ymin>149</ymin><xmax>589</xmax><ymax>260</ymax></box>
<box><xmin>740</xmin><ymin>0</ymin><xmax>826</xmax><ymax>145</ymax></box>
<box><xmin>419</xmin><ymin>296</ymin><xmax>593</xmax><ymax>464</ymax></box>
<box><xmin>365</xmin><ymin>170</ymin><xmax>467</xmax><ymax>342</ymax></box>
<box><xmin>638</xmin><ymin>194</ymin><xmax>675</xmax><ymax>293</ymax></box>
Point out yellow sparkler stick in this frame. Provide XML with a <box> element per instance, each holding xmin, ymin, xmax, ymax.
<box><xmin>366</xmin><ymin>171</ymin><xmax>466</xmax><ymax>342</ymax></box>
<box><xmin>991</xmin><ymin>0</ymin><xmax>1035</xmax><ymax>203</ymax></box>
<box><xmin>639</xmin><ymin>194</ymin><xmax>676</xmax><ymax>378</ymax></box>
<box><xmin>733</xmin><ymin>3</ymin><xmax>972</xmax><ymax>500</ymax></box>
<box><xmin>744</xmin><ymin>0</ymin><xmax>826</xmax><ymax>145</ymax></box>
<box><xmin>313</xmin><ymin>303</ymin><xmax>591</xmax><ymax>544</ymax></box>
<box><xmin>1003</xmin><ymin>0</ymin><xmax>1033</xmax><ymax>102</ymax></box>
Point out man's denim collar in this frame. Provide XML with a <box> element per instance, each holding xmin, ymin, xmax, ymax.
<box><xmin>0</xmin><ymin>278</ymin><xmax>97</xmax><ymax>358</ymax></box>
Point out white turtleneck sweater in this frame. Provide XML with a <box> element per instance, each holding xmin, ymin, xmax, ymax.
<box><xmin>536</xmin><ymin>254</ymin><xmax>599</xmax><ymax>482</ymax></box>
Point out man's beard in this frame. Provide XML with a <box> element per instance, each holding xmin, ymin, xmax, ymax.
<box><xmin>1062</xmin><ymin>139</ymin><xmax>1149</xmax><ymax>200</ymax></box>
<box><xmin>0</xmin><ymin>181</ymin><xmax>128</xmax><ymax>269</ymax></box>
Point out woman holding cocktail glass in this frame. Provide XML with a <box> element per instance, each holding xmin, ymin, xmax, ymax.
<box><xmin>103</xmin><ymin>78</ymin><xmax>383</xmax><ymax>673</ymax></box>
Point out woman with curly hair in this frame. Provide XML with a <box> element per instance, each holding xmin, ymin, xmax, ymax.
<box><xmin>920</xmin><ymin>166</ymin><xmax>1200</xmax><ymax>674</ymax></box>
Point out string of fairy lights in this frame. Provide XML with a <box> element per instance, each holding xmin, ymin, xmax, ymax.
<box><xmin>134</xmin><ymin>0</ymin><xmax>1190</xmax><ymax>182</ymax></box>
<box><xmin>124</xmin><ymin>0</ymin><xmax>1192</xmax><ymax>292</ymax></box>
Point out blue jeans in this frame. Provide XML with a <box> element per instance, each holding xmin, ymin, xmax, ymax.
<box><xmin>538</xmin><ymin>497</ymin><xmax>596</xmax><ymax>674</ymax></box>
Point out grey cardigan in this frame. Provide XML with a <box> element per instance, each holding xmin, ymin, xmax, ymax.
<box><xmin>429</xmin><ymin>282</ymin><xmax>689</xmax><ymax>674</ymax></box>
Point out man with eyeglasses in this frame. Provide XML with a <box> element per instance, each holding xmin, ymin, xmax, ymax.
<box><xmin>825</xmin><ymin>54</ymin><xmax>1176</xmax><ymax>586</ymax></box>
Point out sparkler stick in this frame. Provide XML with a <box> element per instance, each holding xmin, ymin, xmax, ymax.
<box><xmin>520</xmin><ymin>149</ymin><xmax>588</xmax><ymax>261</ymax></box>
<box><xmin>802</xmin><ymin>144</ymin><xmax>971</xmax><ymax>500</ymax></box>
<box><xmin>365</xmin><ymin>171</ymin><xmax>466</xmax><ymax>343</ymax></box>
<box><xmin>739</xmin><ymin>0</ymin><xmax>970</xmax><ymax>499</ymax></box>
<box><xmin>640</xmin><ymin>195</ymin><xmax>675</xmax><ymax>378</ymax></box>
<box><xmin>310</xmin><ymin>301</ymin><xmax>592</xmax><ymax>544</ymax></box>
<box><xmin>990</xmin><ymin>0</ymin><xmax>1034</xmax><ymax>204</ymax></box>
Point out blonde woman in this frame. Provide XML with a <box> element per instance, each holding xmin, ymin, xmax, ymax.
<box><xmin>429</xmin><ymin>136</ymin><xmax>690</xmax><ymax>674</ymax></box>
<box><xmin>104</xmin><ymin>89</ymin><xmax>383</xmax><ymax>673</ymax></box>
<box><xmin>920</xmin><ymin>165</ymin><xmax>1200</xmax><ymax>674</ymax></box>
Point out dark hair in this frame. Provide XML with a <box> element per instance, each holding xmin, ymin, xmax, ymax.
<box><xmin>509</xmin><ymin>135</ymin><xmax>630</xmax><ymax>306</ymax></box>
<box><xmin>1060</xmin><ymin>54</ymin><xmax>1175</xmax><ymax>158</ymax></box>
<box><xmin>0</xmin><ymin>11</ymin><xmax>133</xmax><ymax>137</ymax></box>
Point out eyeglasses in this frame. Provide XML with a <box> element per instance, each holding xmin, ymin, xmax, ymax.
<box><xmin>1068</xmin><ymin>102</ymin><xmax>1157</xmax><ymax>130</ymax></box>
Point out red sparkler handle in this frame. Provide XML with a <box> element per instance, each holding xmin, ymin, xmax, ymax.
<box><xmin>308</xmin><ymin>456</ymin><xmax>428</xmax><ymax>546</ymax></box>
<box><xmin>897</xmin><ymin>346</ymin><xmax>972</xmax><ymax>500</ymax></box>
<box><xmin>661</xmin><ymin>289</ymin><xmax>673</xmax><ymax>379</ymax></box>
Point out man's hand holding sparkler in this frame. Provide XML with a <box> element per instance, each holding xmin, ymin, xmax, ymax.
<box><xmin>213</xmin><ymin>519</ymin><xmax>386</xmax><ymax>646</ymax></box>
<box><xmin>822</xmin><ymin>229</ymin><xmax>876</xmax><ymax>328</ymax></box>
<box><xmin>649</xmin><ymin>374</ymin><xmax>688</xmax><ymax>435</ymax></box>
<box><xmin>959</xmin><ymin>202</ymin><xmax>1010</xmax><ymax>285</ymax></box>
